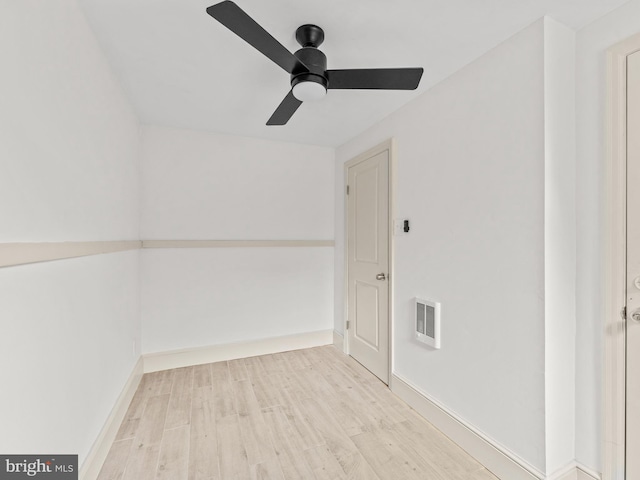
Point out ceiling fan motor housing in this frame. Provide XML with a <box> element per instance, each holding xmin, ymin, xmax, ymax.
<box><xmin>291</xmin><ymin>25</ymin><xmax>328</xmax><ymax>90</ymax></box>
<box><xmin>292</xmin><ymin>48</ymin><xmax>328</xmax><ymax>90</ymax></box>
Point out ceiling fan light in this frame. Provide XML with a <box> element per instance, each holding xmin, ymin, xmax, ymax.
<box><xmin>292</xmin><ymin>80</ymin><xmax>327</xmax><ymax>102</ymax></box>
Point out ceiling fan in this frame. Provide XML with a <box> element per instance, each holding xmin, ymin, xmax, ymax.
<box><xmin>206</xmin><ymin>1</ymin><xmax>424</xmax><ymax>125</ymax></box>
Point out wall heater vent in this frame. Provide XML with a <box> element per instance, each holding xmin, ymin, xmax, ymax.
<box><xmin>414</xmin><ymin>297</ymin><xmax>441</xmax><ymax>349</ymax></box>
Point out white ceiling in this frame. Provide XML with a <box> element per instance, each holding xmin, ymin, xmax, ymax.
<box><xmin>78</xmin><ymin>0</ymin><xmax>627</xmax><ymax>147</ymax></box>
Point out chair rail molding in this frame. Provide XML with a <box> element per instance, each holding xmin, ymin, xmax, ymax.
<box><xmin>0</xmin><ymin>241</ymin><xmax>142</xmax><ymax>268</ymax></box>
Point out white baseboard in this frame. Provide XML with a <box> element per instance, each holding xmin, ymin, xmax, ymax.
<box><xmin>390</xmin><ymin>373</ymin><xmax>545</xmax><ymax>480</ymax></box>
<box><xmin>333</xmin><ymin>330</ymin><xmax>344</xmax><ymax>352</ymax></box>
<box><xmin>79</xmin><ymin>357</ymin><xmax>144</xmax><ymax>480</ymax></box>
<box><xmin>549</xmin><ymin>463</ymin><xmax>600</xmax><ymax>480</ymax></box>
<box><xmin>576</xmin><ymin>464</ymin><xmax>600</xmax><ymax>480</ymax></box>
<box><xmin>390</xmin><ymin>374</ymin><xmax>603</xmax><ymax>480</ymax></box>
<box><xmin>143</xmin><ymin>329</ymin><xmax>334</xmax><ymax>373</ymax></box>
<box><xmin>552</xmin><ymin>464</ymin><xmax>578</xmax><ymax>480</ymax></box>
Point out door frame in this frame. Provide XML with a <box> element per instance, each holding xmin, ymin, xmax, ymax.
<box><xmin>343</xmin><ymin>138</ymin><xmax>396</xmax><ymax>382</ymax></box>
<box><xmin>604</xmin><ymin>31</ymin><xmax>640</xmax><ymax>480</ymax></box>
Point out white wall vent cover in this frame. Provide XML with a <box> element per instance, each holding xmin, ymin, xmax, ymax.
<box><xmin>414</xmin><ymin>297</ymin><xmax>441</xmax><ymax>349</ymax></box>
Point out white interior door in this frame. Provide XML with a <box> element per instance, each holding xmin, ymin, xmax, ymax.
<box><xmin>346</xmin><ymin>146</ymin><xmax>390</xmax><ymax>384</ymax></box>
<box><xmin>627</xmin><ymin>49</ymin><xmax>640</xmax><ymax>479</ymax></box>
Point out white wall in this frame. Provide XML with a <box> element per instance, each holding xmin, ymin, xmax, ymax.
<box><xmin>543</xmin><ymin>18</ymin><xmax>577</xmax><ymax>475</ymax></box>
<box><xmin>140</xmin><ymin>127</ymin><xmax>335</xmax><ymax>353</ymax></box>
<box><xmin>141</xmin><ymin>247</ymin><xmax>333</xmax><ymax>352</ymax></box>
<box><xmin>140</xmin><ymin>126</ymin><xmax>334</xmax><ymax>240</ymax></box>
<box><xmin>336</xmin><ymin>20</ymin><xmax>549</xmax><ymax>472</ymax></box>
<box><xmin>575</xmin><ymin>0</ymin><xmax>640</xmax><ymax>472</ymax></box>
<box><xmin>0</xmin><ymin>1</ymin><xmax>139</xmax><ymax>242</ymax></box>
<box><xmin>0</xmin><ymin>0</ymin><xmax>140</xmax><ymax>464</ymax></box>
<box><xmin>0</xmin><ymin>253</ymin><xmax>140</xmax><ymax>460</ymax></box>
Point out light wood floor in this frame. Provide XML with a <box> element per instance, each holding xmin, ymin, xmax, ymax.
<box><xmin>98</xmin><ymin>346</ymin><xmax>499</xmax><ymax>480</ymax></box>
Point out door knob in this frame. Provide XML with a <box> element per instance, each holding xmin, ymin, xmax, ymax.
<box><xmin>376</xmin><ymin>273</ymin><xmax>386</xmax><ymax>280</ymax></box>
<box><xmin>632</xmin><ymin>309</ymin><xmax>640</xmax><ymax>322</ymax></box>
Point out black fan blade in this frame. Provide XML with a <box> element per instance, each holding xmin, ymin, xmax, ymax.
<box><xmin>267</xmin><ymin>91</ymin><xmax>302</xmax><ymax>125</ymax></box>
<box><xmin>327</xmin><ymin>68</ymin><xmax>423</xmax><ymax>90</ymax></box>
<box><xmin>206</xmin><ymin>1</ymin><xmax>308</xmax><ymax>75</ymax></box>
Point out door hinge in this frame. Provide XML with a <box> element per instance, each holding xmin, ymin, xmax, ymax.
<box><xmin>622</xmin><ymin>306</ymin><xmax>627</xmax><ymax>320</ymax></box>
<box><xmin>346</xmin><ymin>321</ymin><xmax>350</xmax><ymax>330</ymax></box>
<box><xmin>346</xmin><ymin>185</ymin><xmax>350</xmax><ymax>195</ymax></box>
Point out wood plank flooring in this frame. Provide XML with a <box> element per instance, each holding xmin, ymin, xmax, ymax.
<box><xmin>98</xmin><ymin>346</ymin><xmax>498</xmax><ymax>480</ymax></box>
